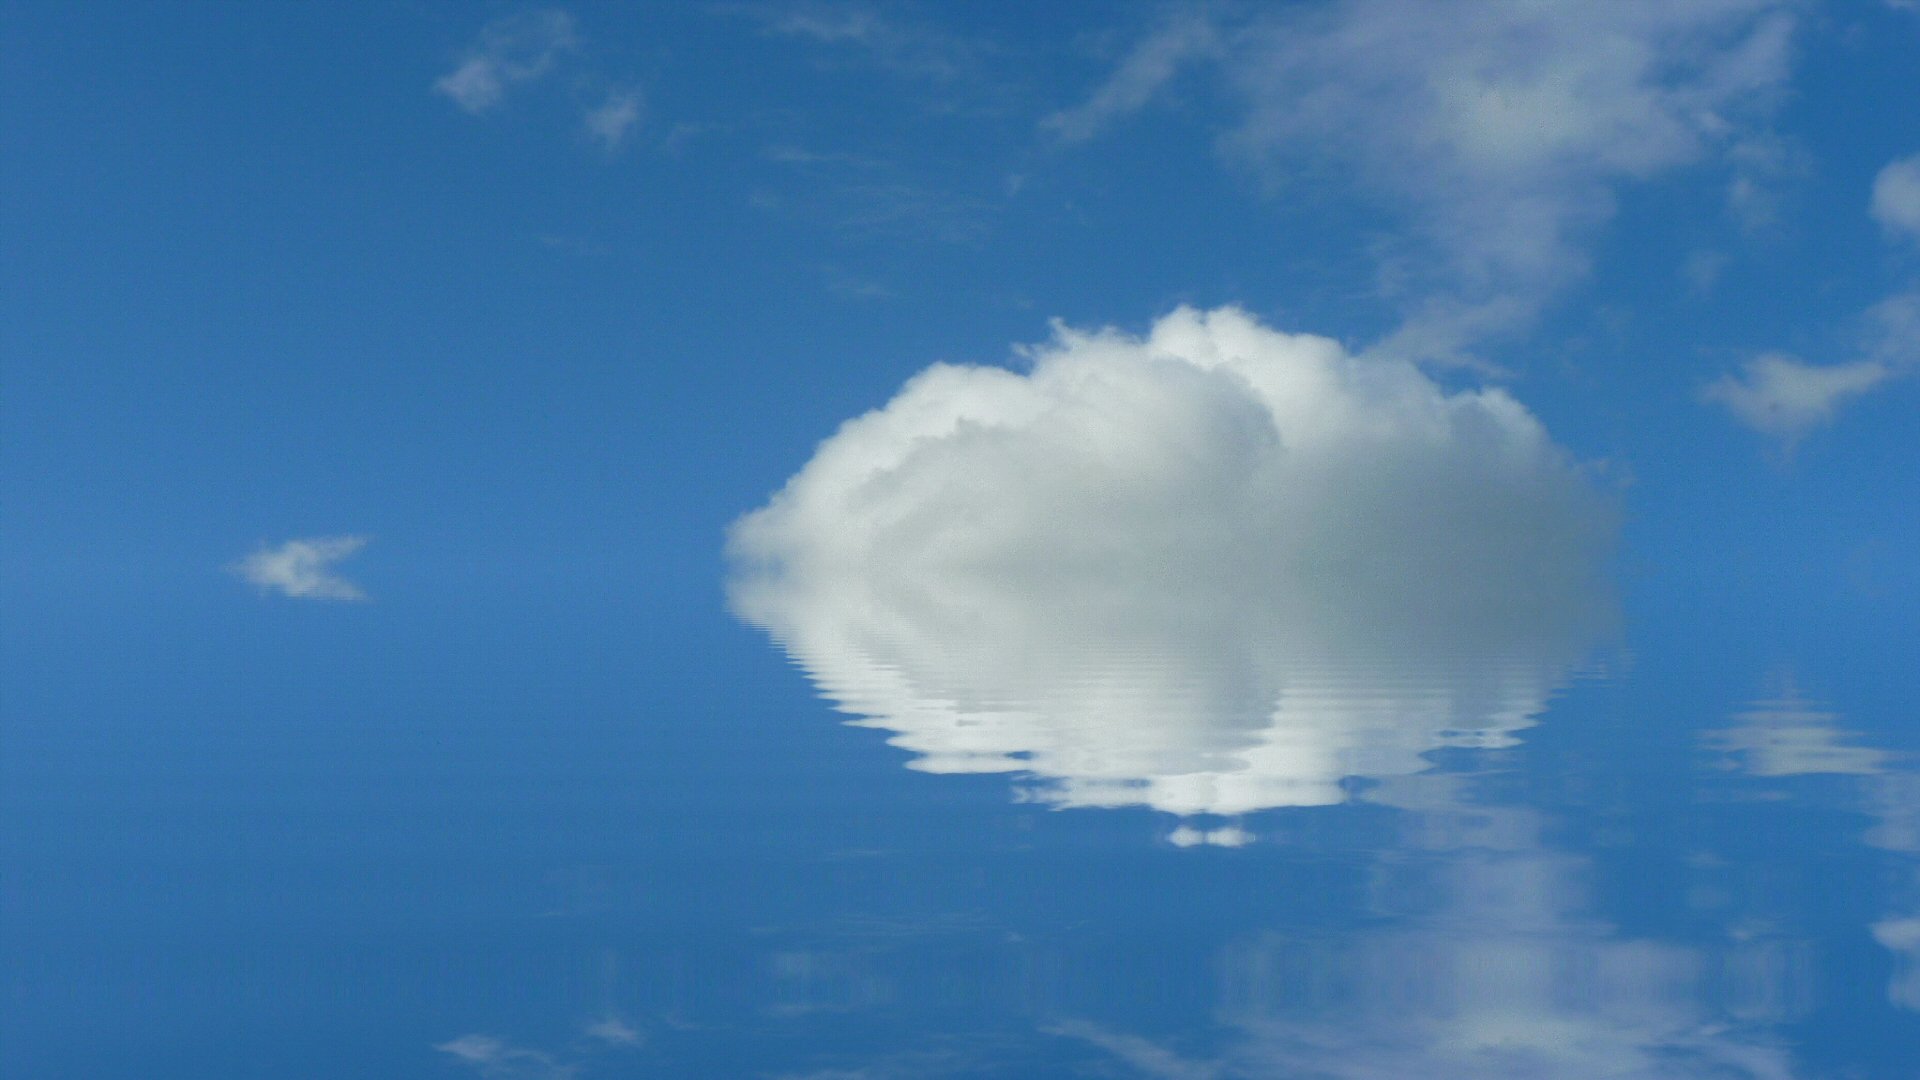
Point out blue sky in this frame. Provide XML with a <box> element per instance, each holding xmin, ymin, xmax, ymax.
<box><xmin>4</xmin><ymin>1</ymin><xmax>1917</xmax><ymax>645</ymax></box>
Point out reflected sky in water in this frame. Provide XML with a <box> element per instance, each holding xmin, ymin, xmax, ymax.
<box><xmin>6</xmin><ymin>570</ymin><xmax>1917</xmax><ymax>1078</ymax></box>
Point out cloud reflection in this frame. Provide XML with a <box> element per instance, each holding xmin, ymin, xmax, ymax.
<box><xmin>1055</xmin><ymin>797</ymin><xmax>1804</xmax><ymax>1079</ymax></box>
<box><xmin>730</xmin><ymin>307</ymin><xmax>1615</xmax><ymax>817</ymax></box>
<box><xmin>1705</xmin><ymin>679</ymin><xmax>1888</xmax><ymax>777</ymax></box>
<box><xmin>1209</xmin><ymin>859</ymin><xmax>1803</xmax><ymax>1078</ymax></box>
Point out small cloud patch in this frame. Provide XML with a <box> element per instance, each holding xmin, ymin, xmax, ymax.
<box><xmin>233</xmin><ymin>536</ymin><xmax>370</xmax><ymax>601</ymax></box>
<box><xmin>584</xmin><ymin>88</ymin><xmax>643</xmax><ymax>149</ymax></box>
<box><xmin>435</xmin><ymin>10</ymin><xmax>578</xmax><ymax>114</ymax></box>
<box><xmin>1872</xmin><ymin>154</ymin><xmax>1920</xmax><ymax>242</ymax></box>
<box><xmin>1702</xmin><ymin>353</ymin><xmax>1892</xmax><ymax>445</ymax></box>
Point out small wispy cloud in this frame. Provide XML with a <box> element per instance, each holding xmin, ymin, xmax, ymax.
<box><xmin>435</xmin><ymin>1019</ymin><xmax>644</xmax><ymax>1080</ymax></box>
<box><xmin>584</xmin><ymin>88</ymin><xmax>644</xmax><ymax>149</ymax></box>
<box><xmin>582</xmin><ymin>1017</ymin><xmax>644</xmax><ymax>1047</ymax></box>
<box><xmin>821</xmin><ymin>264</ymin><xmax>896</xmax><ymax>300</ymax></box>
<box><xmin>746</xmin><ymin>1</ymin><xmax>975</xmax><ymax>83</ymax></box>
<box><xmin>436</xmin><ymin>1034</ymin><xmax>575</xmax><ymax>1080</ymax></box>
<box><xmin>1702</xmin><ymin>353</ymin><xmax>1891</xmax><ymax>446</ymax></box>
<box><xmin>1724</xmin><ymin>134</ymin><xmax>1804</xmax><ymax>233</ymax></box>
<box><xmin>1683</xmin><ymin>249</ymin><xmax>1730</xmax><ymax>295</ymax></box>
<box><xmin>1872</xmin><ymin>153</ymin><xmax>1920</xmax><ymax>242</ymax></box>
<box><xmin>233</xmin><ymin>536</ymin><xmax>370</xmax><ymax>601</ymax></box>
<box><xmin>435</xmin><ymin>10</ymin><xmax>579</xmax><ymax>114</ymax></box>
<box><xmin>1041</xmin><ymin>10</ymin><xmax>1220</xmax><ymax>143</ymax></box>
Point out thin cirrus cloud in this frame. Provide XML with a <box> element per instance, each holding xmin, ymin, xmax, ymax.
<box><xmin>434</xmin><ymin>10</ymin><xmax>579</xmax><ymax>114</ymax></box>
<box><xmin>728</xmin><ymin>306</ymin><xmax>1616</xmax><ymax>822</ymax></box>
<box><xmin>233</xmin><ymin>536</ymin><xmax>370</xmax><ymax>601</ymax></box>
<box><xmin>1045</xmin><ymin>1</ymin><xmax>1796</xmax><ymax>367</ymax></box>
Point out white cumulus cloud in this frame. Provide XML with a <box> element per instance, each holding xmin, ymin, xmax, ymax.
<box><xmin>233</xmin><ymin>536</ymin><xmax>370</xmax><ymax>601</ymax></box>
<box><xmin>727</xmin><ymin>307</ymin><xmax>1615</xmax><ymax>818</ymax></box>
<box><xmin>435</xmin><ymin>10</ymin><xmax>578</xmax><ymax>114</ymax></box>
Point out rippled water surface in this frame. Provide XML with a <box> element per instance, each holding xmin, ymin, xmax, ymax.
<box><xmin>6</xmin><ymin>577</ymin><xmax>1917</xmax><ymax>1079</ymax></box>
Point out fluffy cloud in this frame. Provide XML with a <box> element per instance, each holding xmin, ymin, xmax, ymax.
<box><xmin>728</xmin><ymin>307</ymin><xmax>1615</xmax><ymax>817</ymax></box>
<box><xmin>435</xmin><ymin>10</ymin><xmax>578</xmax><ymax>114</ymax></box>
<box><xmin>233</xmin><ymin>536</ymin><xmax>369</xmax><ymax>601</ymax></box>
<box><xmin>1873</xmin><ymin>154</ymin><xmax>1920</xmax><ymax>241</ymax></box>
<box><xmin>1049</xmin><ymin>1</ymin><xmax>1796</xmax><ymax>363</ymax></box>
